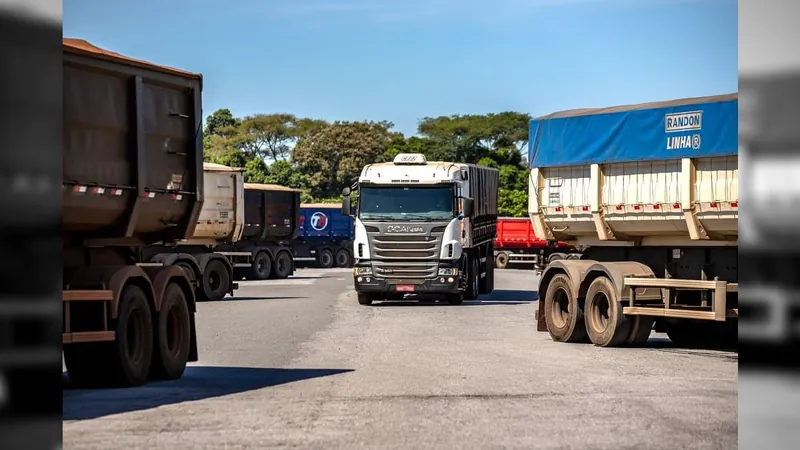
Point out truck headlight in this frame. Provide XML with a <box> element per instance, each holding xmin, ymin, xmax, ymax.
<box><xmin>438</xmin><ymin>267</ymin><xmax>459</xmax><ymax>276</ymax></box>
<box><xmin>354</xmin><ymin>266</ymin><xmax>372</xmax><ymax>275</ymax></box>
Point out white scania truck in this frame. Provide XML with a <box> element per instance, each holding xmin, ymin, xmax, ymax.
<box><xmin>341</xmin><ymin>153</ymin><xmax>499</xmax><ymax>305</ymax></box>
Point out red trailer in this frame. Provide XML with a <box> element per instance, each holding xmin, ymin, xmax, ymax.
<box><xmin>493</xmin><ymin>217</ymin><xmax>576</xmax><ymax>270</ymax></box>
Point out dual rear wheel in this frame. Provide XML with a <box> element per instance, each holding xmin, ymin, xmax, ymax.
<box><xmin>64</xmin><ymin>282</ymin><xmax>192</xmax><ymax>388</ymax></box>
<box><xmin>543</xmin><ymin>275</ymin><xmax>655</xmax><ymax>348</ymax></box>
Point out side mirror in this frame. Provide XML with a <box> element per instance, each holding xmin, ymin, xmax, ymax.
<box><xmin>342</xmin><ymin>195</ymin><xmax>351</xmax><ymax>217</ymax></box>
<box><xmin>460</xmin><ymin>197</ymin><xmax>474</xmax><ymax>217</ymax></box>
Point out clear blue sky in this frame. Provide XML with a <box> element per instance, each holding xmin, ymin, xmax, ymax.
<box><xmin>63</xmin><ymin>0</ymin><xmax>737</xmax><ymax>137</ymax></box>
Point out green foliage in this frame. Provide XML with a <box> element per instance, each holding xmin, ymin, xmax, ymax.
<box><xmin>200</xmin><ymin>108</ymin><xmax>534</xmax><ymax>217</ymax></box>
<box><xmin>292</xmin><ymin>121</ymin><xmax>394</xmax><ymax>197</ymax></box>
<box><xmin>498</xmin><ymin>189</ymin><xmax>528</xmax><ymax>217</ymax></box>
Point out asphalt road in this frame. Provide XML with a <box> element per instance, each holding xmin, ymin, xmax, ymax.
<box><xmin>63</xmin><ymin>268</ymin><xmax>738</xmax><ymax>449</ymax></box>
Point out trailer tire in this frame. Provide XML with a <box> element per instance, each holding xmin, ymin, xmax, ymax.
<box><xmin>335</xmin><ymin>248</ymin><xmax>352</xmax><ymax>268</ymax></box>
<box><xmin>272</xmin><ymin>251</ymin><xmax>293</xmax><ymax>279</ymax></box>
<box><xmin>357</xmin><ymin>292</ymin><xmax>373</xmax><ymax>305</ymax></box>
<box><xmin>495</xmin><ymin>252</ymin><xmax>509</xmax><ymax>269</ymax></box>
<box><xmin>584</xmin><ymin>276</ymin><xmax>631</xmax><ymax>347</ymax></box>
<box><xmin>485</xmin><ymin>256</ymin><xmax>495</xmax><ymax>292</ymax></box>
<box><xmin>318</xmin><ymin>248</ymin><xmax>334</xmax><ymax>269</ymax></box>
<box><xmin>249</xmin><ymin>252</ymin><xmax>272</xmax><ymax>280</ymax></box>
<box><xmin>464</xmin><ymin>254</ymin><xmax>480</xmax><ymax>301</ymax></box>
<box><xmin>543</xmin><ymin>274</ymin><xmax>587</xmax><ymax>343</ymax></box>
<box><xmin>150</xmin><ymin>282</ymin><xmax>191</xmax><ymax>380</ymax></box>
<box><xmin>625</xmin><ymin>315</ymin><xmax>655</xmax><ymax>347</ymax></box>
<box><xmin>479</xmin><ymin>249</ymin><xmax>494</xmax><ymax>294</ymax></box>
<box><xmin>201</xmin><ymin>259</ymin><xmax>231</xmax><ymax>301</ymax></box>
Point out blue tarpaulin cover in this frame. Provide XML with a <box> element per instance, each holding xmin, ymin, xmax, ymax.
<box><xmin>528</xmin><ymin>93</ymin><xmax>738</xmax><ymax>168</ymax></box>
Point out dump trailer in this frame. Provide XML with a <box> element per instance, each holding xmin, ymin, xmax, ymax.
<box><xmin>493</xmin><ymin>217</ymin><xmax>575</xmax><ymax>269</ymax></box>
<box><xmin>291</xmin><ymin>203</ymin><xmax>355</xmax><ymax>268</ymax></box>
<box><xmin>141</xmin><ymin>162</ymin><xmax>244</xmax><ymax>302</ymax></box>
<box><xmin>215</xmin><ymin>183</ymin><xmax>301</xmax><ymax>281</ymax></box>
<box><xmin>738</xmin><ymin>74</ymin><xmax>800</xmax><ymax>346</ymax></box>
<box><xmin>342</xmin><ymin>153</ymin><xmax>499</xmax><ymax>305</ymax></box>
<box><xmin>62</xmin><ymin>38</ymin><xmax>203</xmax><ymax>387</ymax></box>
<box><xmin>529</xmin><ymin>94</ymin><xmax>738</xmax><ymax>348</ymax></box>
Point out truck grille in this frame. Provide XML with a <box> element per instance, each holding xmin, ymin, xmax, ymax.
<box><xmin>369</xmin><ymin>232</ymin><xmax>443</xmax><ymax>280</ymax></box>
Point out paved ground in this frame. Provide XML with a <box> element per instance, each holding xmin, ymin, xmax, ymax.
<box><xmin>63</xmin><ymin>268</ymin><xmax>738</xmax><ymax>449</ymax></box>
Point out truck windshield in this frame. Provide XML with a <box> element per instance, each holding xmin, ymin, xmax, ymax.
<box><xmin>358</xmin><ymin>186</ymin><xmax>455</xmax><ymax>221</ymax></box>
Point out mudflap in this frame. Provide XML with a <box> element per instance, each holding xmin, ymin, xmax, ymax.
<box><xmin>536</xmin><ymin>298</ymin><xmax>548</xmax><ymax>332</ymax></box>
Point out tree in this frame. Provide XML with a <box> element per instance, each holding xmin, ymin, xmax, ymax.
<box><xmin>480</xmin><ymin>111</ymin><xmax>531</xmax><ymax>153</ymax></box>
<box><xmin>263</xmin><ymin>160</ymin><xmax>309</xmax><ymax>189</ymax></box>
<box><xmin>292</xmin><ymin>121</ymin><xmax>394</xmax><ymax>196</ymax></box>
<box><xmin>498</xmin><ymin>189</ymin><xmax>528</xmax><ymax>217</ymax></box>
<box><xmin>204</xmin><ymin>108</ymin><xmax>239</xmax><ymax>136</ymax></box>
<box><xmin>416</xmin><ymin>112</ymin><xmax>531</xmax><ymax>163</ymax></box>
<box><xmin>235</xmin><ymin>114</ymin><xmax>329</xmax><ymax>162</ymax></box>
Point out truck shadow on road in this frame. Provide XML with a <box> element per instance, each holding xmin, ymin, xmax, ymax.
<box><xmin>372</xmin><ymin>290</ymin><xmax>539</xmax><ymax>307</ymax></box>
<box><xmin>62</xmin><ymin>366</ymin><xmax>353</xmax><ymax>421</ymax></box>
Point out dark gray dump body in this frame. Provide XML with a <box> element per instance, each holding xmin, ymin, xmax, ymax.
<box><xmin>62</xmin><ymin>39</ymin><xmax>204</xmax><ymax>245</ymax></box>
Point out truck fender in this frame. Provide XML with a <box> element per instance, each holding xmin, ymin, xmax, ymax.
<box><xmin>194</xmin><ymin>252</ymin><xmax>233</xmax><ymax>276</ymax></box>
<box><xmin>139</xmin><ymin>265</ymin><xmax>196</xmax><ymax>313</ymax></box>
<box><xmin>536</xmin><ymin>260</ymin><xmax>599</xmax><ymax>331</ymax></box>
<box><xmin>539</xmin><ymin>260</ymin><xmax>598</xmax><ymax>301</ymax></box>
<box><xmin>578</xmin><ymin>261</ymin><xmax>660</xmax><ymax>303</ymax></box>
<box><xmin>250</xmin><ymin>246</ymin><xmax>276</xmax><ymax>260</ymax></box>
<box><xmin>65</xmin><ymin>265</ymin><xmax>157</xmax><ymax>320</ymax></box>
<box><xmin>149</xmin><ymin>253</ymin><xmax>202</xmax><ymax>280</ymax></box>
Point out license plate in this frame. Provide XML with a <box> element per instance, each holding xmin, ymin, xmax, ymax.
<box><xmin>395</xmin><ymin>285</ymin><xmax>415</xmax><ymax>292</ymax></box>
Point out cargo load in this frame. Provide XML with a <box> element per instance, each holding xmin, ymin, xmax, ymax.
<box><xmin>61</xmin><ymin>38</ymin><xmax>204</xmax><ymax>388</ymax></box>
<box><xmin>241</xmin><ymin>183</ymin><xmax>301</xmax><ymax>241</ymax></box>
<box><xmin>492</xmin><ymin>217</ymin><xmax>574</xmax><ymax>269</ymax></box>
<box><xmin>528</xmin><ymin>94</ymin><xmax>738</xmax><ymax>350</ymax></box>
<box><xmin>141</xmin><ymin>162</ymin><xmax>245</xmax><ymax>302</ymax></box>
<box><xmin>213</xmin><ymin>183</ymin><xmax>301</xmax><ymax>282</ymax></box>
<box><xmin>289</xmin><ymin>203</ymin><xmax>355</xmax><ymax>268</ymax></box>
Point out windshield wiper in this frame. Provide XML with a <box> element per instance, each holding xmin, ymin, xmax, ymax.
<box><xmin>360</xmin><ymin>215</ymin><xmax>395</xmax><ymax>221</ymax></box>
<box><xmin>398</xmin><ymin>214</ymin><xmax>443</xmax><ymax>221</ymax></box>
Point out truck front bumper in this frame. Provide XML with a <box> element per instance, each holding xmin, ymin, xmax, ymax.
<box><xmin>352</xmin><ymin>262</ymin><xmax>461</xmax><ymax>294</ymax></box>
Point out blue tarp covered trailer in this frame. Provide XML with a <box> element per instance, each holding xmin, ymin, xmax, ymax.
<box><xmin>290</xmin><ymin>203</ymin><xmax>355</xmax><ymax>268</ymax></box>
<box><xmin>528</xmin><ymin>93</ymin><xmax>738</xmax><ymax>168</ymax></box>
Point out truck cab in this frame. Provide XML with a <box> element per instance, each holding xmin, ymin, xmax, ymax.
<box><xmin>341</xmin><ymin>153</ymin><xmax>498</xmax><ymax>306</ymax></box>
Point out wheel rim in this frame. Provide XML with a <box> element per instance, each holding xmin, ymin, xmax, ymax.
<box><xmin>208</xmin><ymin>269</ymin><xmax>221</xmax><ymax>291</ymax></box>
<box><xmin>277</xmin><ymin>254</ymin><xmax>288</xmax><ymax>273</ymax></box>
<box><xmin>256</xmin><ymin>255</ymin><xmax>269</xmax><ymax>275</ymax></box>
<box><xmin>590</xmin><ymin>292</ymin><xmax>610</xmax><ymax>332</ymax></box>
<box><xmin>550</xmin><ymin>288</ymin><xmax>570</xmax><ymax>329</ymax></box>
<box><xmin>322</xmin><ymin>252</ymin><xmax>332</xmax><ymax>266</ymax></box>
<box><xmin>126</xmin><ymin>306</ymin><xmax>147</xmax><ymax>364</ymax></box>
<box><xmin>336</xmin><ymin>251</ymin><xmax>348</xmax><ymax>266</ymax></box>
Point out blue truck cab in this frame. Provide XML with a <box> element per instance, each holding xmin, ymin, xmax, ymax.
<box><xmin>291</xmin><ymin>203</ymin><xmax>355</xmax><ymax>268</ymax></box>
